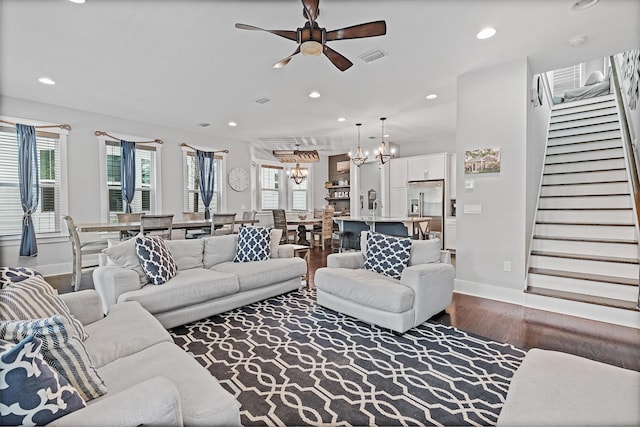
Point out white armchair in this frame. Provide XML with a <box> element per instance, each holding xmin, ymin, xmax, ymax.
<box><xmin>314</xmin><ymin>234</ymin><xmax>454</xmax><ymax>334</ymax></box>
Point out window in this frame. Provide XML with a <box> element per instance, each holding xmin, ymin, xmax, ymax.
<box><xmin>105</xmin><ymin>141</ymin><xmax>157</xmax><ymax>223</ymax></box>
<box><xmin>0</xmin><ymin>126</ymin><xmax>64</xmax><ymax>236</ymax></box>
<box><xmin>260</xmin><ymin>165</ymin><xmax>282</xmax><ymax>210</ymax></box>
<box><xmin>290</xmin><ymin>168</ymin><xmax>308</xmax><ymax>211</ymax></box>
<box><xmin>185</xmin><ymin>151</ymin><xmax>224</xmax><ymax>213</ymax></box>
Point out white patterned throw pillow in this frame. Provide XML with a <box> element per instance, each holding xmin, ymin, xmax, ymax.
<box><xmin>135</xmin><ymin>235</ymin><xmax>178</xmax><ymax>285</ymax></box>
<box><xmin>0</xmin><ymin>315</ymin><xmax>107</xmax><ymax>402</ymax></box>
<box><xmin>233</xmin><ymin>226</ymin><xmax>271</xmax><ymax>262</ymax></box>
<box><xmin>363</xmin><ymin>232</ymin><xmax>412</xmax><ymax>280</ymax></box>
<box><xmin>0</xmin><ymin>335</ymin><xmax>86</xmax><ymax>426</ymax></box>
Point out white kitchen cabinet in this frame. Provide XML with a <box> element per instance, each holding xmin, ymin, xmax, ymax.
<box><xmin>389</xmin><ymin>158</ymin><xmax>408</xmax><ymax>188</ymax></box>
<box><xmin>445</xmin><ymin>217</ymin><xmax>456</xmax><ymax>251</ymax></box>
<box><xmin>407</xmin><ymin>153</ymin><xmax>447</xmax><ymax>181</ymax></box>
<box><xmin>389</xmin><ymin>186</ymin><xmax>408</xmax><ymax>218</ymax></box>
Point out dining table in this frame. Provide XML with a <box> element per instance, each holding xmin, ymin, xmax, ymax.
<box><xmin>286</xmin><ymin>217</ymin><xmax>322</xmax><ymax>246</ymax></box>
<box><xmin>75</xmin><ymin>218</ymin><xmax>259</xmax><ymax>233</ymax></box>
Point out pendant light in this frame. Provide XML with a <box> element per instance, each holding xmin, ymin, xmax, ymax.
<box><xmin>375</xmin><ymin>117</ymin><xmax>395</xmax><ymax>165</ymax></box>
<box><xmin>289</xmin><ymin>144</ymin><xmax>307</xmax><ymax>185</ymax></box>
<box><xmin>349</xmin><ymin>123</ymin><xmax>368</xmax><ymax>167</ymax></box>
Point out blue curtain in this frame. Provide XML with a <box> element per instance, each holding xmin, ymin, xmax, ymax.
<box><xmin>16</xmin><ymin>124</ymin><xmax>39</xmax><ymax>257</ymax></box>
<box><xmin>120</xmin><ymin>140</ymin><xmax>136</xmax><ymax>213</ymax></box>
<box><xmin>196</xmin><ymin>149</ymin><xmax>215</xmax><ymax>219</ymax></box>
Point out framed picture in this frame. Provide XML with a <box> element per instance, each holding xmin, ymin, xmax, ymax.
<box><xmin>336</xmin><ymin>160</ymin><xmax>350</xmax><ymax>174</ymax></box>
<box><xmin>464</xmin><ymin>147</ymin><xmax>501</xmax><ymax>174</ymax></box>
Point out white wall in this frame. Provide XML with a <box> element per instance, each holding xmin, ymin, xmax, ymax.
<box><xmin>1</xmin><ymin>96</ymin><xmax>252</xmax><ymax>268</ymax></box>
<box><xmin>455</xmin><ymin>58</ymin><xmax>529</xmax><ymax>301</ymax></box>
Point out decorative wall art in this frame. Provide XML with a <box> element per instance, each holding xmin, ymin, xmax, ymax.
<box><xmin>621</xmin><ymin>49</ymin><xmax>639</xmax><ymax>110</ymax></box>
<box><xmin>336</xmin><ymin>160</ymin><xmax>351</xmax><ymax>174</ymax></box>
<box><xmin>464</xmin><ymin>147</ymin><xmax>501</xmax><ymax>175</ymax></box>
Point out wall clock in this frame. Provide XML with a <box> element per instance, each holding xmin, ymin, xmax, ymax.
<box><xmin>228</xmin><ymin>167</ymin><xmax>249</xmax><ymax>192</ymax></box>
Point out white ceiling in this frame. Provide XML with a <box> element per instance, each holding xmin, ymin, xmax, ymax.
<box><xmin>2</xmin><ymin>0</ymin><xmax>639</xmax><ymax>157</ymax></box>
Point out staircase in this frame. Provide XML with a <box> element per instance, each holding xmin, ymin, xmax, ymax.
<box><xmin>527</xmin><ymin>94</ymin><xmax>640</xmax><ymax>311</ymax></box>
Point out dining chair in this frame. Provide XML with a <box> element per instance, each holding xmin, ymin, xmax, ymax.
<box><xmin>140</xmin><ymin>214</ymin><xmax>174</xmax><ymax>240</ymax></box>
<box><xmin>116</xmin><ymin>212</ymin><xmax>143</xmax><ymax>241</ymax></box>
<box><xmin>310</xmin><ymin>206</ymin><xmax>335</xmax><ymax>250</ymax></box>
<box><xmin>63</xmin><ymin>215</ymin><xmax>108</xmax><ymax>292</ymax></box>
<box><xmin>242</xmin><ymin>210</ymin><xmax>257</xmax><ymax>220</ymax></box>
<box><xmin>183</xmin><ymin>211</ymin><xmax>208</xmax><ymax>239</ymax></box>
<box><xmin>212</xmin><ymin>213</ymin><xmax>237</xmax><ymax>236</ymax></box>
<box><xmin>312</xmin><ymin>208</ymin><xmax>323</xmax><ymax>232</ymax></box>
<box><xmin>416</xmin><ymin>220</ymin><xmax>431</xmax><ymax>240</ymax></box>
<box><xmin>272</xmin><ymin>209</ymin><xmax>296</xmax><ymax>244</ymax></box>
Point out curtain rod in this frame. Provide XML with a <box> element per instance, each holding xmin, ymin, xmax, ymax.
<box><xmin>94</xmin><ymin>130</ymin><xmax>163</xmax><ymax>144</ymax></box>
<box><xmin>180</xmin><ymin>142</ymin><xmax>229</xmax><ymax>154</ymax></box>
<box><xmin>0</xmin><ymin>119</ymin><xmax>71</xmax><ymax>131</ymax></box>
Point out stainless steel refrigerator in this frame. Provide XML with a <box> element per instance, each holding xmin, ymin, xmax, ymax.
<box><xmin>407</xmin><ymin>180</ymin><xmax>444</xmax><ymax>246</ymax></box>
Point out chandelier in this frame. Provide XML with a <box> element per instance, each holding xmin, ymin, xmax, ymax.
<box><xmin>375</xmin><ymin>117</ymin><xmax>395</xmax><ymax>165</ymax></box>
<box><xmin>289</xmin><ymin>162</ymin><xmax>306</xmax><ymax>184</ymax></box>
<box><xmin>288</xmin><ymin>144</ymin><xmax>307</xmax><ymax>185</ymax></box>
<box><xmin>349</xmin><ymin>123</ymin><xmax>368</xmax><ymax>167</ymax></box>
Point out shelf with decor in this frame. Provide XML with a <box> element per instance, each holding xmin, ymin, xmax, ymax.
<box><xmin>325</xmin><ymin>197</ymin><xmax>350</xmax><ymax>201</ymax></box>
<box><xmin>325</xmin><ymin>185</ymin><xmax>351</xmax><ymax>189</ymax></box>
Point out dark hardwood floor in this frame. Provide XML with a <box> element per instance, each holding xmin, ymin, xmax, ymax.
<box><xmin>307</xmin><ymin>246</ymin><xmax>640</xmax><ymax>372</ymax></box>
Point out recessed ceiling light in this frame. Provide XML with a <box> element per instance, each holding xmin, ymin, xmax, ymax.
<box><xmin>68</xmin><ymin>0</ymin><xmax>86</xmax><ymax>3</ymax></box>
<box><xmin>228</xmin><ymin>121</ymin><xmax>237</xmax><ymax>127</ymax></box>
<box><xmin>308</xmin><ymin>91</ymin><xmax>321</xmax><ymax>98</ymax></box>
<box><xmin>198</xmin><ymin>123</ymin><xmax>210</xmax><ymax>127</ymax></box>
<box><xmin>337</xmin><ymin>117</ymin><xmax>346</xmax><ymax>122</ymax></box>
<box><xmin>425</xmin><ymin>94</ymin><xmax>438</xmax><ymax>100</ymax></box>
<box><xmin>572</xmin><ymin>0</ymin><xmax>599</xmax><ymax>11</ymax></box>
<box><xmin>38</xmin><ymin>77</ymin><xmax>56</xmax><ymax>85</ymax></box>
<box><xmin>476</xmin><ymin>27</ymin><xmax>496</xmax><ymax>40</ymax></box>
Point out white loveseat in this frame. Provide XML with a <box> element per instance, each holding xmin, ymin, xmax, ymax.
<box><xmin>93</xmin><ymin>233</ymin><xmax>307</xmax><ymax>329</ymax></box>
<box><xmin>314</xmin><ymin>234</ymin><xmax>455</xmax><ymax>333</ymax></box>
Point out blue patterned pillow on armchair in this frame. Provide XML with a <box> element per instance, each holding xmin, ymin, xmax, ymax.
<box><xmin>363</xmin><ymin>232</ymin><xmax>412</xmax><ymax>280</ymax></box>
<box><xmin>233</xmin><ymin>226</ymin><xmax>272</xmax><ymax>262</ymax></box>
<box><xmin>135</xmin><ymin>236</ymin><xmax>178</xmax><ymax>285</ymax></box>
<box><xmin>0</xmin><ymin>335</ymin><xmax>86</xmax><ymax>426</ymax></box>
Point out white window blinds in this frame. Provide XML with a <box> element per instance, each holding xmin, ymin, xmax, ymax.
<box><xmin>185</xmin><ymin>152</ymin><xmax>223</xmax><ymax>213</ymax></box>
<box><xmin>260</xmin><ymin>165</ymin><xmax>281</xmax><ymax>210</ymax></box>
<box><xmin>105</xmin><ymin>141</ymin><xmax>156</xmax><ymax>223</ymax></box>
<box><xmin>0</xmin><ymin>126</ymin><xmax>61</xmax><ymax>236</ymax></box>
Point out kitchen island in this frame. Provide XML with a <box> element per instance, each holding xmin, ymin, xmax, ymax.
<box><xmin>333</xmin><ymin>216</ymin><xmax>432</xmax><ymax>243</ymax></box>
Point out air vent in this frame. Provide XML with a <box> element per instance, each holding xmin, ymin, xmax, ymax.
<box><xmin>255</xmin><ymin>96</ymin><xmax>271</xmax><ymax>104</ymax></box>
<box><xmin>358</xmin><ymin>49</ymin><xmax>387</xmax><ymax>64</ymax></box>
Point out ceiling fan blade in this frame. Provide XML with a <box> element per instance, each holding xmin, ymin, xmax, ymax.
<box><xmin>301</xmin><ymin>0</ymin><xmax>319</xmax><ymax>23</ymax></box>
<box><xmin>326</xmin><ymin>20</ymin><xmax>387</xmax><ymax>41</ymax></box>
<box><xmin>235</xmin><ymin>23</ymin><xmax>298</xmax><ymax>42</ymax></box>
<box><xmin>273</xmin><ymin>46</ymin><xmax>301</xmax><ymax>69</ymax></box>
<box><xmin>323</xmin><ymin>45</ymin><xmax>353</xmax><ymax>72</ymax></box>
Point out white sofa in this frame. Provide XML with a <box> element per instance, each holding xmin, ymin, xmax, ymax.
<box><xmin>498</xmin><ymin>348</ymin><xmax>640</xmax><ymax>426</ymax></box>
<box><xmin>314</xmin><ymin>234</ymin><xmax>455</xmax><ymax>333</ymax></box>
<box><xmin>93</xmin><ymin>234</ymin><xmax>307</xmax><ymax>329</ymax></box>
<box><xmin>50</xmin><ymin>290</ymin><xmax>241</xmax><ymax>426</ymax></box>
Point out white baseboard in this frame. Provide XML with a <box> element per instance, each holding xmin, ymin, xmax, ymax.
<box><xmin>454</xmin><ymin>279</ymin><xmax>640</xmax><ymax>329</ymax></box>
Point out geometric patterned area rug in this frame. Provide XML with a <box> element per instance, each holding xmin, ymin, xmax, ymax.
<box><xmin>171</xmin><ymin>289</ymin><xmax>526</xmax><ymax>427</ymax></box>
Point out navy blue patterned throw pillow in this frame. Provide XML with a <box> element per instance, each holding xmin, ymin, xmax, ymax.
<box><xmin>0</xmin><ymin>267</ymin><xmax>43</xmax><ymax>289</ymax></box>
<box><xmin>135</xmin><ymin>236</ymin><xmax>178</xmax><ymax>285</ymax></box>
<box><xmin>363</xmin><ymin>232</ymin><xmax>412</xmax><ymax>280</ymax></box>
<box><xmin>0</xmin><ymin>335</ymin><xmax>86</xmax><ymax>426</ymax></box>
<box><xmin>233</xmin><ymin>226</ymin><xmax>272</xmax><ymax>262</ymax></box>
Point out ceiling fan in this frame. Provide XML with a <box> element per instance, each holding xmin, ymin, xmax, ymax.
<box><xmin>235</xmin><ymin>0</ymin><xmax>386</xmax><ymax>71</ymax></box>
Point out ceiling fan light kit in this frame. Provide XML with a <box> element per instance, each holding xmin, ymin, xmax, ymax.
<box><xmin>236</xmin><ymin>0</ymin><xmax>386</xmax><ymax>71</ymax></box>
